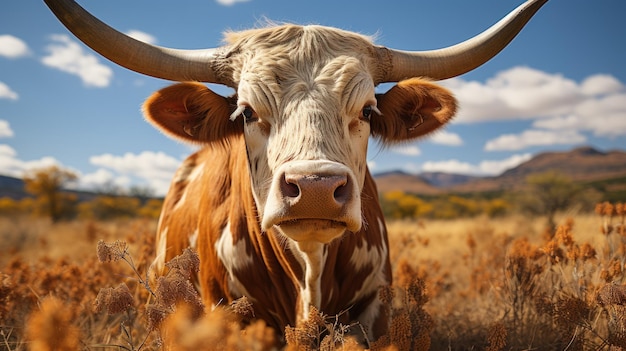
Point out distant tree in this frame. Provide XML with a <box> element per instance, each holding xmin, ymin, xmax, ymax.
<box><xmin>129</xmin><ymin>185</ymin><xmax>156</xmax><ymax>202</ymax></box>
<box><xmin>78</xmin><ymin>196</ymin><xmax>141</xmax><ymax>220</ymax></box>
<box><xmin>23</xmin><ymin>165</ymin><xmax>78</xmax><ymax>222</ymax></box>
<box><xmin>518</xmin><ymin>171</ymin><xmax>582</xmax><ymax>233</ymax></box>
<box><xmin>381</xmin><ymin>191</ymin><xmax>432</xmax><ymax>219</ymax></box>
<box><xmin>138</xmin><ymin>198</ymin><xmax>164</xmax><ymax>219</ymax></box>
<box><xmin>484</xmin><ymin>198</ymin><xmax>510</xmax><ymax>218</ymax></box>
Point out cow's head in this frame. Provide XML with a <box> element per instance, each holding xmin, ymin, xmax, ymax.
<box><xmin>44</xmin><ymin>0</ymin><xmax>547</xmax><ymax>244</ymax></box>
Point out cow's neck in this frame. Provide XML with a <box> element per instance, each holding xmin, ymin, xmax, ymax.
<box><xmin>294</xmin><ymin>241</ymin><xmax>327</xmax><ymax>319</ymax></box>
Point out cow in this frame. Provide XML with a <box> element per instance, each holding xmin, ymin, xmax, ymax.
<box><xmin>45</xmin><ymin>0</ymin><xmax>548</xmax><ymax>344</ymax></box>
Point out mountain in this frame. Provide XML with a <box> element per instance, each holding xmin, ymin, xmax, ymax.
<box><xmin>0</xmin><ymin>175</ymin><xmax>28</xmax><ymax>200</ymax></box>
<box><xmin>419</xmin><ymin>172</ymin><xmax>480</xmax><ymax>188</ymax></box>
<box><xmin>372</xmin><ymin>170</ymin><xmax>442</xmax><ymax>195</ymax></box>
<box><xmin>500</xmin><ymin>146</ymin><xmax>626</xmax><ymax>180</ymax></box>
<box><xmin>375</xmin><ymin>146</ymin><xmax>626</xmax><ymax>194</ymax></box>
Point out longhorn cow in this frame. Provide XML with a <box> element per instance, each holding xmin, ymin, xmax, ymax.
<box><xmin>44</xmin><ymin>0</ymin><xmax>548</xmax><ymax>344</ymax></box>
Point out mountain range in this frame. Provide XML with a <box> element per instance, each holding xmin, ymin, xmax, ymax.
<box><xmin>1</xmin><ymin>146</ymin><xmax>626</xmax><ymax>200</ymax></box>
<box><xmin>374</xmin><ymin>146</ymin><xmax>626</xmax><ymax>195</ymax></box>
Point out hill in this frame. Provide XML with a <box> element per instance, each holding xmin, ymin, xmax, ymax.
<box><xmin>0</xmin><ymin>175</ymin><xmax>28</xmax><ymax>200</ymax></box>
<box><xmin>374</xmin><ymin>146</ymin><xmax>626</xmax><ymax>194</ymax></box>
<box><xmin>372</xmin><ymin>171</ymin><xmax>442</xmax><ymax>195</ymax></box>
<box><xmin>451</xmin><ymin>146</ymin><xmax>626</xmax><ymax>193</ymax></box>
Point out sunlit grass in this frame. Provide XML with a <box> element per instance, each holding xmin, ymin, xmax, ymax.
<box><xmin>1</xmin><ymin>205</ymin><xmax>625</xmax><ymax>350</ymax></box>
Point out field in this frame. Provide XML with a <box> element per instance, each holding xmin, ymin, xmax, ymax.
<box><xmin>1</xmin><ymin>205</ymin><xmax>625</xmax><ymax>350</ymax></box>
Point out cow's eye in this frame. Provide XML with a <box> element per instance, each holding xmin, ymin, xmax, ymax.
<box><xmin>242</xmin><ymin>106</ymin><xmax>258</xmax><ymax>123</ymax></box>
<box><xmin>361</xmin><ymin>105</ymin><xmax>373</xmax><ymax>122</ymax></box>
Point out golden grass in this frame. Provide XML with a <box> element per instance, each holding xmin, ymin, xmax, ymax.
<box><xmin>1</xmin><ymin>205</ymin><xmax>625</xmax><ymax>350</ymax></box>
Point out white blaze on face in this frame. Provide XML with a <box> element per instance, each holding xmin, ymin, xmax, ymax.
<box><xmin>237</xmin><ymin>54</ymin><xmax>375</xmax><ymax>242</ymax></box>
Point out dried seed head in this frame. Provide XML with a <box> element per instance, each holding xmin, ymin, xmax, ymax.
<box><xmin>156</xmin><ymin>271</ymin><xmax>198</xmax><ymax>307</ymax></box>
<box><xmin>26</xmin><ymin>296</ymin><xmax>81</xmax><ymax>351</ymax></box>
<box><xmin>146</xmin><ymin>303</ymin><xmax>169</xmax><ymax>331</ymax></box>
<box><xmin>486</xmin><ymin>322</ymin><xmax>507</xmax><ymax>351</ymax></box>
<box><xmin>230</xmin><ymin>296</ymin><xmax>255</xmax><ymax>319</ymax></box>
<box><xmin>96</xmin><ymin>240</ymin><xmax>128</xmax><ymax>263</ymax></box>
<box><xmin>598</xmin><ymin>284</ymin><xmax>626</xmax><ymax>306</ymax></box>
<box><xmin>165</xmin><ymin>248</ymin><xmax>200</xmax><ymax>279</ymax></box>
<box><xmin>543</xmin><ymin>240</ymin><xmax>564</xmax><ymax>264</ymax></box>
<box><xmin>579</xmin><ymin>243</ymin><xmax>597</xmax><ymax>261</ymax></box>
<box><xmin>94</xmin><ymin>283</ymin><xmax>134</xmax><ymax>314</ymax></box>
<box><xmin>555</xmin><ymin>225</ymin><xmax>574</xmax><ymax>247</ymax></box>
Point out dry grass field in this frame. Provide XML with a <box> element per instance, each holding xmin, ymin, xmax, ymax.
<box><xmin>1</xmin><ymin>204</ymin><xmax>625</xmax><ymax>350</ymax></box>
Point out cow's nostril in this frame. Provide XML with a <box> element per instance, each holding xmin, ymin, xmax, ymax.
<box><xmin>281</xmin><ymin>174</ymin><xmax>301</xmax><ymax>198</ymax></box>
<box><xmin>333</xmin><ymin>181</ymin><xmax>350</xmax><ymax>203</ymax></box>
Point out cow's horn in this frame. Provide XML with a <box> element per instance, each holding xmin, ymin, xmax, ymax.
<box><xmin>43</xmin><ymin>0</ymin><xmax>231</xmax><ymax>85</ymax></box>
<box><xmin>376</xmin><ymin>0</ymin><xmax>548</xmax><ymax>83</ymax></box>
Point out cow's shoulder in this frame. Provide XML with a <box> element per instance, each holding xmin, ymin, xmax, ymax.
<box><xmin>155</xmin><ymin>143</ymin><xmax>235</xmax><ymax>269</ymax></box>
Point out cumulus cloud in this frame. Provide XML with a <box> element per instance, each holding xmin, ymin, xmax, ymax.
<box><xmin>484</xmin><ymin>129</ymin><xmax>587</xmax><ymax>151</ymax></box>
<box><xmin>391</xmin><ymin>145</ymin><xmax>421</xmax><ymax>156</ymax></box>
<box><xmin>0</xmin><ymin>35</ymin><xmax>30</xmax><ymax>58</ymax></box>
<box><xmin>0</xmin><ymin>144</ymin><xmax>61</xmax><ymax>177</ymax></box>
<box><xmin>41</xmin><ymin>34</ymin><xmax>113</xmax><ymax>87</ymax></box>
<box><xmin>442</xmin><ymin>67</ymin><xmax>626</xmax><ymax>146</ymax></box>
<box><xmin>421</xmin><ymin>159</ymin><xmax>475</xmax><ymax>174</ymax></box>
<box><xmin>422</xmin><ymin>153</ymin><xmax>532</xmax><ymax>175</ymax></box>
<box><xmin>0</xmin><ymin>120</ymin><xmax>14</xmax><ymax>138</ymax></box>
<box><xmin>444</xmin><ymin>67</ymin><xmax>582</xmax><ymax>122</ymax></box>
<box><xmin>429</xmin><ymin>130</ymin><xmax>463</xmax><ymax>146</ymax></box>
<box><xmin>216</xmin><ymin>0</ymin><xmax>250</xmax><ymax>5</ymax></box>
<box><xmin>0</xmin><ymin>81</ymin><xmax>18</xmax><ymax>100</ymax></box>
<box><xmin>77</xmin><ymin>168</ymin><xmax>132</xmax><ymax>192</ymax></box>
<box><xmin>125</xmin><ymin>30</ymin><xmax>157</xmax><ymax>45</ymax></box>
<box><xmin>89</xmin><ymin>151</ymin><xmax>182</xmax><ymax>196</ymax></box>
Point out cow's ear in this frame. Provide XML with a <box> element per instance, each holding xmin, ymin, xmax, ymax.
<box><xmin>143</xmin><ymin>82</ymin><xmax>241</xmax><ymax>144</ymax></box>
<box><xmin>371</xmin><ymin>78</ymin><xmax>457</xmax><ymax>143</ymax></box>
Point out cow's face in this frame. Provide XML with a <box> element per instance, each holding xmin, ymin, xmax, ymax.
<box><xmin>143</xmin><ymin>25</ymin><xmax>457</xmax><ymax>244</ymax></box>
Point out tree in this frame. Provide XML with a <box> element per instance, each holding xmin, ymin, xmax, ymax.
<box><xmin>23</xmin><ymin>165</ymin><xmax>78</xmax><ymax>222</ymax></box>
<box><xmin>519</xmin><ymin>171</ymin><xmax>582</xmax><ymax>233</ymax></box>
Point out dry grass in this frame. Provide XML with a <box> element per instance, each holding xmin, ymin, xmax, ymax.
<box><xmin>1</xmin><ymin>204</ymin><xmax>625</xmax><ymax>350</ymax></box>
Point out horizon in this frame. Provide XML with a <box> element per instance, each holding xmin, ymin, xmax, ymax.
<box><xmin>1</xmin><ymin>0</ymin><xmax>625</xmax><ymax>196</ymax></box>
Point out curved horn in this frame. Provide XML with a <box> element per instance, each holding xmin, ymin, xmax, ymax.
<box><xmin>43</xmin><ymin>0</ymin><xmax>231</xmax><ymax>85</ymax></box>
<box><xmin>376</xmin><ymin>0</ymin><xmax>548</xmax><ymax>83</ymax></box>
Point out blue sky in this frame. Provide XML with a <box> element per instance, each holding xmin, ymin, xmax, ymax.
<box><xmin>1</xmin><ymin>0</ymin><xmax>625</xmax><ymax>196</ymax></box>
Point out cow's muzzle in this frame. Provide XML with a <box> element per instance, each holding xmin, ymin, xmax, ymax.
<box><xmin>262</xmin><ymin>160</ymin><xmax>362</xmax><ymax>243</ymax></box>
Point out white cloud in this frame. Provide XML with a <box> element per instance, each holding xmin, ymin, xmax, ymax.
<box><xmin>216</xmin><ymin>0</ymin><xmax>250</xmax><ymax>5</ymax></box>
<box><xmin>0</xmin><ymin>81</ymin><xmax>18</xmax><ymax>100</ymax></box>
<box><xmin>89</xmin><ymin>151</ymin><xmax>181</xmax><ymax>196</ymax></box>
<box><xmin>478</xmin><ymin>153</ymin><xmax>533</xmax><ymax>175</ymax></box>
<box><xmin>41</xmin><ymin>34</ymin><xmax>113</xmax><ymax>87</ymax></box>
<box><xmin>391</xmin><ymin>145</ymin><xmax>421</xmax><ymax>156</ymax></box>
<box><xmin>484</xmin><ymin>129</ymin><xmax>587</xmax><ymax>151</ymax></box>
<box><xmin>443</xmin><ymin>67</ymin><xmax>580</xmax><ymax>122</ymax></box>
<box><xmin>0</xmin><ymin>120</ymin><xmax>14</xmax><ymax>138</ymax></box>
<box><xmin>125</xmin><ymin>30</ymin><xmax>157</xmax><ymax>45</ymax></box>
<box><xmin>0</xmin><ymin>35</ymin><xmax>30</xmax><ymax>58</ymax></box>
<box><xmin>429</xmin><ymin>130</ymin><xmax>463</xmax><ymax>146</ymax></box>
<box><xmin>0</xmin><ymin>144</ymin><xmax>61</xmax><ymax>178</ymax></box>
<box><xmin>76</xmin><ymin>168</ymin><xmax>132</xmax><ymax>192</ymax></box>
<box><xmin>441</xmin><ymin>67</ymin><xmax>626</xmax><ymax>142</ymax></box>
<box><xmin>439</xmin><ymin>67</ymin><xmax>626</xmax><ymax>152</ymax></box>
<box><xmin>422</xmin><ymin>153</ymin><xmax>532</xmax><ymax>176</ymax></box>
<box><xmin>580</xmin><ymin>74</ymin><xmax>623</xmax><ymax>96</ymax></box>
<box><xmin>422</xmin><ymin>159</ymin><xmax>475</xmax><ymax>174</ymax></box>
